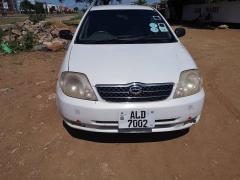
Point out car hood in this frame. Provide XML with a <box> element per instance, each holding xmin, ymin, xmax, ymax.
<box><xmin>68</xmin><ymin>42</ymin><xmax>196</xmax><ymax>85</ymax></box>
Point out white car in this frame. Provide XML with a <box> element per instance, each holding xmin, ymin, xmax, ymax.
<box><xmin>56</xmin><ymin>5</ymin><xmax>205</xmax><ymax>133</ymax></box>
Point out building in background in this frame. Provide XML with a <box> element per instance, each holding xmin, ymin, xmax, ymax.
<box><xmin>182</xmin><ymin>0</ymin><xmax>240</xmax><ymax>24</ymax></box>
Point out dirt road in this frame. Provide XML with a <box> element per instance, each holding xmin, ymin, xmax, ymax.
<box><xmin>0</xmin><ymin>28</ymin><xmax>240</xmax><ymax>180</ymax></box>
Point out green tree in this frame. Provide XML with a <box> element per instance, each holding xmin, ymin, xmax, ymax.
<box><xmin>74</xmin><ymin>7</ymin><xmax>79</xmax><ymax>12</ymax></box>
<box><xmin>134</xmin><ymin>0</ymin><xmax>147</xmax><ymax>5</ymax></box>
<box><xmin>75</xmin><ymin>0</ymin><xmax>94</xmax><ymax>5</ymax></box>
<box><xmin>20</xmin><ymin>0</ymin><xmax>34</xmax><ymax>13</ymax></box>
<box><xmin>35</xmin><ymin>2</ymin><xmax>45</xmax><ymax>14</ymax></box>
<box><xmin>73</xmin><ymin>0</ymin><xmax>121</xmax><ymax>6</ymax></box>
<box><xmin>50</xmin><ymin>6</ymin><xmax>56</xmax><ymax>14</ymax></box>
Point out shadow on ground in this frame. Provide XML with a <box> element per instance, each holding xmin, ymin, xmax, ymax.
<box><xmin>63</xmin><ymin>121</ymin><xmax>189</xmax><ymax>143</ymax></box>
<box><xmin>171</xmin><ymin>22</ymin><xmax>216</xmax><ymax>30</ymax></box>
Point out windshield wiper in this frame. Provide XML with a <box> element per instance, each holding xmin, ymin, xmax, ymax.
<box><xmin>77</xmin><ymin>35</ymin><xmax>175</xmax><ymax>44</ymax></box>
<box><xmin>120</xmin><ymin>35</ymin><xmax>168</xmax><ymax>41</ymax></box>
<box><xmin>77</xmin><ymin>38</ymin><xmax>122</xmax><ymax>44</ymax></box>
<box><xmin>116</xmin><ymin>35</ymin><xmax>175</xmax><ymax>43</ymax></box>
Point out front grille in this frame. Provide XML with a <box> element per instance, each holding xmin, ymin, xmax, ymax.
<box><xmin>96</xmin><ymin>82</ymin><xmax>174</xmax><ymax>102</ymax></box>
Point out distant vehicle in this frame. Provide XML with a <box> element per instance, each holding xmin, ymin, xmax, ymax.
<box><xmin>57</xmin><ymin>5</ymin><xmax>205</xmax><ymax>133</ymax></box>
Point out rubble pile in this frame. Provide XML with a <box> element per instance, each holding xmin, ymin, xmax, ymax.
<box><xmin>1</xmin><ymin>19</ymin><xmax>71</xmax><ymax>52</ymax></box>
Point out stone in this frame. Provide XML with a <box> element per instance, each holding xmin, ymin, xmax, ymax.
<box><xmin>2</xmin><ymin>35</ymin><xmax>11</xmax><ymax>42</ymax></box>
<box><xmin>50</xmin><ymin>28</ymin><xmax>60</xmax><ymax>38</ymax></box>
<box><xmin>48</xmin><ymin>93</ymin><xmax>56</xmax><ymax>100</ymax></box>
<box><xmin>43</xmin><ymin>39</ymin><xmax>66</xmax><ymax>51</ymax></box>
<box><xmin>33</xmin><ymin>44</ymin><xmax>48</xmax><ymax>51</ymax></box>
<box><xmin>16</xmin><ymin>22</ymin><xmax>24</xmax><ymax>28</ymax></box>
<box><xmin>35</xmin><ymin>81</ymin><xmax>46</xmax><ymax>85</ymax></box>
<box><xmin>40</xmin><ymin>34</ymin><xmax>53</xmax><ymax>43</ymax></box>
<box><xmin>36</xmin><ymin>95</ymin><xmax>42</xmax><ymax>99</ymax></box>
<box><xmin>1</xmin><ymin>17</ymin><xmax>72</xmax><ymax>51</ymax></box>
<box><xmin>22</xmin><ymin>31</ymin><xmax>27</xmax><ymax>35</ymax></box>
<box><xmin>1</xmin><ymin>24</ymin><xmax>16</xmax><ymax>32</ymax></box>
<box><xmin>0</xmin><ymin>87</ymin><xmax>12</xmax><ymax>93</ymax></box>
<box><xmin>24</xmin><ymin>19</ymin><xmax>31</xmax><ymax>24</ymax></box>
<box><xmin>33</xmin><ymin>30</ymin><xmax>39</xmax><ymax>35</ymax></box>
<box><xmin>12</xmin><ymin>29</ymin><xmax>22</xmax><ymax>36</ymax></box>
<box><xmin>19</xmin><ymin>160</ymin><xmax>25</xmax><ymax>166</ymax></box>
<box><xmin>10</xmin><ymin>148</ymin><xmax>19</xmax><ymax>154</ymax></box>
<box><xmin>51</xmin><ymin>28</ymin><xmax>69</xmax><ymax>38</ymax></box>
<box><xmin>67</xmin><ymin>150</ymin><xmax>74</xmax><ymax>156</ymax></box>
<box><xmin>23</xmin><ymin>24</ymin><xmax>34</xmax><ymax>32</ymax></box>
<box><xmin>39</xmin><ymin>21</ymin><xmax>47</xmax><ymax>28</ymax></box>
<box><xmin>218</xmin><ymin>24</ymin><xmax>229</xmax><ymax>29</ymax></box>
<box><xmin>17</xmin><ymin>36</ymin><xmax>23</xmax><ymax>40</ymax></box>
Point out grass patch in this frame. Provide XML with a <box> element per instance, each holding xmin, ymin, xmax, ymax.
<box><xmin>0</xmin><ymin>17</ymin><xmax>27</xmax><ymax>25</ymax></box>
<box><xmin>63</xmin><ymin>14</ymin><xmax>83</xmax><ymax>26</ymax></box>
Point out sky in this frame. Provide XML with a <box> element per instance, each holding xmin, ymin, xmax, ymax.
<box><xmin>35</xmin><ymin>0</ymin><xmax>161</xmax><ymax>9</ymax></box>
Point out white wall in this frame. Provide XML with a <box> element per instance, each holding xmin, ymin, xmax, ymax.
<box><xmin>182</xmin><ymin>1</ymin><xmax>240</xmax><ymax>23</ymax></box>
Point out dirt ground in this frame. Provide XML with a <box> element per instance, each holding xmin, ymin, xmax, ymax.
<box><xmin>0</xmin><ymin>27</ymin><xmax>240</xmax><ymax>180</ymax></box>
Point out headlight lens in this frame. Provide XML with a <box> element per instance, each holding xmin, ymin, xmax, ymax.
<box><xmin>174</xmin><ymin>70</ymin><xmax>202</xmax><ymax>98</ymax></box>
<box><xmin>60</xmin><ymin>72</ymin><xmax>97</xmax><ymax>101</ymax></box>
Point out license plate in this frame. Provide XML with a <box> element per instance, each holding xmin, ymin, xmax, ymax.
<box><xmin>119</xmin><ymin>110</ymin><xmax>155</xmax><ymax>129</ymax></box>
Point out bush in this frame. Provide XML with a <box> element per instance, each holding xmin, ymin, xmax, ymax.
<box><xmin>35</xmin><ymin>2</ymin><xmax>45</xmax><ymax>14</ymax></box>
<box><xmin>8</xmin><ymin>40</ymin><xmax>22</xmax><ymax>52</ymax></box>
<box><xmin>28</xmin><ymin>14</ymin><xmax>46</xmax><ymax>23</ymax></box>
<box><xmin>21</xmin><ymin>31</ymin><xmax>35</xmax><ymax>50</ymax></box>
<box><xmin>45</xmin><ymin>21</ymin><xmax>53</xmax><ymax>28</ymax></box>
<box><xmin>0</xmin><ymin>28</ymin><xmax>3</xmax><ymax>42</ymax></box>
<box><xmin>7</xmin><ymin>31</ymin><xmax>35</xmax><ymax>52</ymax></box>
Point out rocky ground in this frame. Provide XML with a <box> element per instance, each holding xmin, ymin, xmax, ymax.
<box><xmin>0</xmin><ymin>27</ymin><xmax>240</xmax><ymax>180</ymax></box>
<box><xmin>1</xmin><ymin>19</ymin><xmax>74</xmax><ymax>53</ymax></box>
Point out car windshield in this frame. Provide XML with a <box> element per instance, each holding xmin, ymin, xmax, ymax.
<box><xmin>75</xmin><ymin>9</ymin><xmax>177</xmax><ymax>44</ymax></box>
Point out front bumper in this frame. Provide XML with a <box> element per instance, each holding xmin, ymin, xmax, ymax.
<box><xmin>56</xmin><ymin>86</ymin><xmax>205</xmax><ymax>133</ymax></box>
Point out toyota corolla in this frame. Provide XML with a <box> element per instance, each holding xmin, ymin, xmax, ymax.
<box><xmin>56</xmin><ymin>5</ymin><xmax>205</xmax><ymax>133</ymax></box>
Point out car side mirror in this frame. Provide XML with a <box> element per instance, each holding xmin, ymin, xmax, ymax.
<box><xmin>175</xmin><ymin>28</ymin><xmax>186</xmax><ymax>38</ymax></box>
<box><xmin>59</xmin><ymin>30</ymin><xmax>73</xmax><ymax>40</ymax></box>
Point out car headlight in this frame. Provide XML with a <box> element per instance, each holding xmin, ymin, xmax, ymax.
<box><xmin>60</xmin><ymin>72</ymin><xmax>97</xmax><ymax>101</ymax></box>
<box><xmin>174</xmin><ymin>69</ymin><xmax>202</xmax><ymax>98</ymax></box>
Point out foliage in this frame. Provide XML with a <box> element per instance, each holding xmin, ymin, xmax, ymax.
<box><xmin>28</xmin><ymin>14</ymin><xmax>46</xmax><ymax>23</ymax></box>
<box><xmin>35</xmin><ymin>2</ymin><xmax>45</xmax><ymax>14</ymax></box>
<box><xmin>134</xmin><ymin>0</ymin><xmax>147</xmax><ymax>5</ymax></box>
<box><xmin>21</xmin><ymin>32</ymin><xmax>35</xmax><ymax>50</ymax></box>
<box><xmin>1</xmin><ymin>31</ymin><xmax>35</xmax><ymax>53</ymax></box>
<box><xmin>60</xmin><ymin>0</ymin><xmax>121</xmax><ymax>6</ymax></box>
<box><xmin>73</xmin><ymin>0</ymin><xmax>94</xmax><ymax>5</ymax></box>
<box><xmin>0</xmin><ymin>28</ymin><xmax>3</xmax><ymax>42</ymax></box>
<box><xmin>74</xmin><ymin>7</ymin><xmax>79</xmax><ymax>12</ymax></box>
<box><xmin>50</xmin><ymin>6</ymin><xmax>56</xmax><ymax>14</ymax></box>
<box><xmin>20</xmin><ymin>0</ymin><xmax>34</xmax><ymax>13</ymax></box>
<box><xmin>21</xmin><ymin>0</ymin><xmax>47</xmax><ymax>14</ymax></box>
<box><xmin>7</xmin><ymin>40</ymin><xmax>22</xmax><ymax>52</ymax></box>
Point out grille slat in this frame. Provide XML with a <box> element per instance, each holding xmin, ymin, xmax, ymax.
<box><xmin>96</xmin><ymin>82</ymin><xmax>174</xmax><ymax>102</ymax></box>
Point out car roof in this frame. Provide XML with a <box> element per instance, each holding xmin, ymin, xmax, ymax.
<box><xmin>90</xmin><ymin>5</ymin><xmax>153</xmax><ymax>11</ymax></box>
